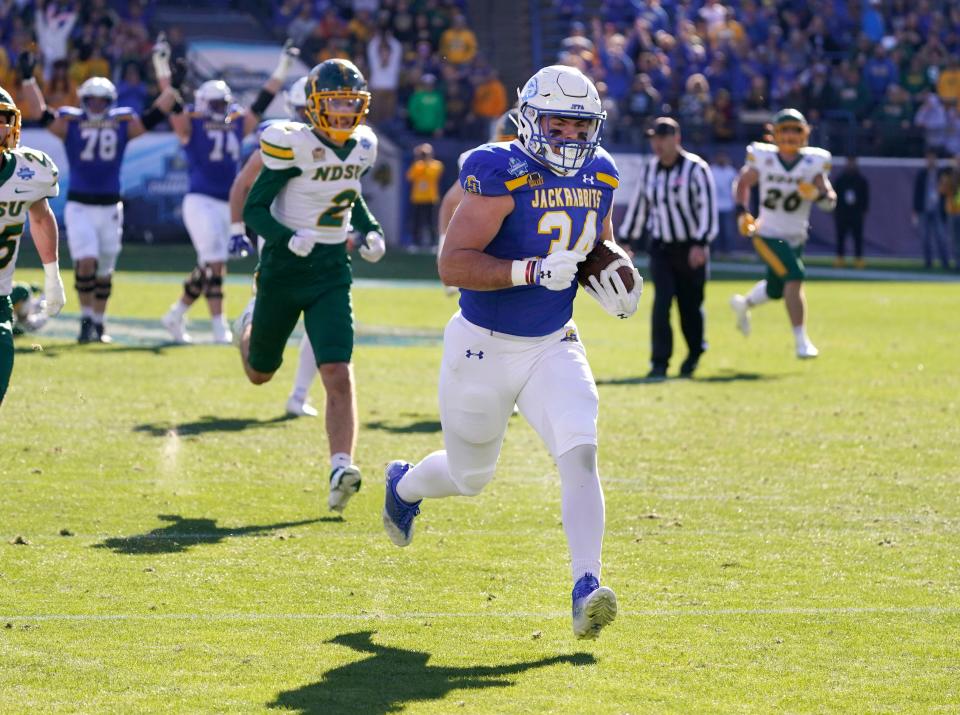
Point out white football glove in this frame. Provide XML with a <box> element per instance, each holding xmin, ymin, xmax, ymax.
<box><xmin>583</xmin><ymin>260</ymin><xmax>642</xmax><ymax>319</ymax></box>
<box><xmin>359</xmin><ymin>231</ymin><xmax>386</xmax><ymax>263</ymax></box>
<box><xmin>287</xmin><ymin>229</ymin><xmax>321</xmax><ymax>257</ymax></box>
<box><xmin>42</xmin><ymin>262</ymin><xmax>66</xmax><ymax>317</ymax></box>
<box><xmin>151</xmin><ymin>33</ymin><xmax>171</xmax><ymax>80</ymax></box>
<box><xmin>271</xmin><ymin>39</ymin><xmax>300</xmax><ymax>82</ymax></box>
<box><xmin>535</xmin><ymin>250</ymin><xmax>584</xmax><ymax>291</ymax></box>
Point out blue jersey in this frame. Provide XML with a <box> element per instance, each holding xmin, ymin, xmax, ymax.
<box><xmin>458</xmin><ymin>141</ymin><xmax>619</xmax><ymax>337</ymax></box>
<box><xmin>183</xmin><ymin>104</ymin><xmax>245</xmax><ymax>200</ymax></box>
<box><xmin>60</xmin><ymin>106</ymin><xmax>134</xmax><ymax>200</ymax></box>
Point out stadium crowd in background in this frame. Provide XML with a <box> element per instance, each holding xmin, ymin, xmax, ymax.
<box><xmin>1</xmin><ymin>0</ymin><xmax>161</xmax><ymax>111</ymax></box>
<box><xmin>4</xmin><ymin>1</ymin><xmax>959</xmax><ymax>155</ymax></box>
<box><xmin>269</xmin><ymin>0</ymin><xmax>506</xmax><ymax>141</ymax></box>
<box><xmin>559</xmin><ymin>0</ymin><xmax>960</xmax><ymax>156</ymax></box>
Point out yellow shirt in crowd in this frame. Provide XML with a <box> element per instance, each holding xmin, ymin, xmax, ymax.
<box><xmin>407</xmin><ymin>159</ymin><xmax>444</xmax><ymax>204</ymax></box>
<box><xmin>439</xmin><ymin>28</ymin><xmax>478</xmax><ymax>65</ymax></box>
<box><xmin>938</xmin><ymin>68</ymin><xmax>960</xmax><ymax>105</ymax></box>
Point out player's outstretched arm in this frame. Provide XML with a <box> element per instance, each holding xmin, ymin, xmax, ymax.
<box><xmin>27</xmin><ymin>199</ymin><xmax>66</xmax><ymax>316</ymax></box>
<box><xmin>243</xmin><ymin>39</ymin><xmax>299</xmax><ymax>136</ymax></box>
<box><xmin>18</xmin><ymin>54</ymin><xmax>69</xmax><ymax>139</ymax></box>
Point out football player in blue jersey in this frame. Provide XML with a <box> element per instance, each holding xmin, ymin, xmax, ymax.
<box><xmin>158</xmin><ymin>39</ymin><xmax>299</xmax><ymax>345</ymax></box>
<box><xmin>226</xmin><ymin>76</ymin><xmax>321</xmax><ymax>418</ymax></box>
<box><xmin>382</xmin><ymin>66</ymin><xmax>642</xmax><ymax>640</ymax></box>
<box><xmin>19</xmin><ymin>53</ymin><xmax>178</xmax><ymax>343</ymax></box>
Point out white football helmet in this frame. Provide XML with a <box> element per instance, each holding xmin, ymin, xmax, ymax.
<box><xmin>77</xmin><ymin>77</ymin><xmax>117</xmax><ymax>119</ymax></box>
<box><xmin>516</xmin><ymin>65</ymin><xmax>605</xmax><ymax>175</ymax></box>
<box><xmin>284</xmin><ymin>76</ymin><xmax>308</xmax><ymax>120</ymax></box>
<box><xmin>195</xmin><ymin>79</ymin><xmax>233</xmax><ymax>121</ymax></box>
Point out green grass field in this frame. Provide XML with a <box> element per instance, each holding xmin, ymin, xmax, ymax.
<box><xmin>2</xmin><ymin>265</ymin><xmax>959</xmax><ymax>714</ymax></box>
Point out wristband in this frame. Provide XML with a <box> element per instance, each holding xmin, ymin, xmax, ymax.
<box><xmin>42</xmin><ymin>261</ymin><xmax>60</xmax><ymax>278</ymax></box>
<box><xmin>510</xmin><ymin>259</ymin><xmax>539</xmax><ymax>286</ymax></box>
<box><xmin>231</xmin><ymin>221</ymin><xmax>246</xmax><ymax>236</ymax></box>
<box><xmin>735</xmin><ymin>205</ymin><xmax>748</xmax><ymax>216</ymax></box>
<box><xmin>22</xmin><ymin>77</ymin><xmax>37</xmax><ymax>87</ymax></box>
<box><xmin>251</xmin><ymin>88</ymin><xmax>275</xmax><ymax>116</ymax></box>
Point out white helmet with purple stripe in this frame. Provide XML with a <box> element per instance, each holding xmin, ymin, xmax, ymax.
<box><xmin>516</xmin><ymin>65</ymin><xmax>605</xmax><ymax>176</ymax></box>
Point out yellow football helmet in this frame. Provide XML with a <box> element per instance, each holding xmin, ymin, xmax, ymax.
<box><xmin>0</xmin><ymin>86</ymin><xmax>21</xmax><ymax>150</ymax></box>
<box><xmin>304</xmin><ymin>59</ymin><xmax>371</xmax><ymax>144</ymax></box>
<box><xmin>770</xmin><ymin>108</ymin><xmax>809</xmax><ymax>154</ymax></box>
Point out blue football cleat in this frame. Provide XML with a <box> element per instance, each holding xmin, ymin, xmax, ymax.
<box><xmin>571</xmin><ymin>573</ymin><xmax>618</xmax><ymax>640</ymax></box>
<box><xmin>382</xmin><ymin>460</ymin><xmax>421</xmax><ymax>547</ymax></box>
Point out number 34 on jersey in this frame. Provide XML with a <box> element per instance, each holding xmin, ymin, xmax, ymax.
<box><xmin>259</xmin><ymin>121</ymin><xmax>378</xmax><ymax>244</ymax></box>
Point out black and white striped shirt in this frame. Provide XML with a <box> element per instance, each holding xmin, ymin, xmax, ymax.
<box><xmin>620</xmin><ymin>150</ymin><xmax>718</xmax><ymax>245</ymax></box>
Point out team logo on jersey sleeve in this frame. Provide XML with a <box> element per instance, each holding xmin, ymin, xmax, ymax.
<box><xmin>582</xmin><ymin>174</ymin><xmax>595</xmax><ymax>185</ymax></box>
<box><xmin>16</xmin><ymin>166</ymin><xmax>35</xmax><ymax>181</ymax></box>
<box><xmin>464</xmin><ymin>175</ymin><xmax>482</xmax><ymax>194</ymax></box>
<box><xmin>507</xmin><ymin>156</ymin><xmax>528</xmax><ymax>177</ymax></box>
<box><xmin>527</xmin><ymin>172</ymin><xmax>544</xmax><ymax>187</ymax></box>
<box><xmin>359</xmin><ymin>137</ymin><xmax>372</xmax><ymax>150</ymax></box>
<box><xmin>312</xmin><ymin>147</ymin><xmax>326</xmax><ymax>161</ymax></box>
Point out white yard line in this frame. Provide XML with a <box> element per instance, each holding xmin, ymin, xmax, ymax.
<box><xmin>1</xmin><ymin>605</ymin><xmax>956</xmax><ymax>622</ymax></box>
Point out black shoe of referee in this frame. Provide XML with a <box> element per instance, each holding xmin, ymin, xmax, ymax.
<box><xmin>679</xmin><ymin>356</ymin><xmax>699</xmax><ymax>379</ymax></box>
<box><xmin>646</xmin><ymin>365</ymin><xmax>668</xmax><ymax>381</ymax></box>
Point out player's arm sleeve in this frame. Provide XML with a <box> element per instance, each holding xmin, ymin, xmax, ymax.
<box><xmin>350</xmin><ymin>193</ymin><xmax>382</xmax><ymax>235</ymax></box>
<box><xmin>243</xmin><ymin>166</ymin><xmax>301</xmax><ymax>243</ymax></box>
<box><xmin>459</xmin><ymin>148</ymin><xmax>512</xmax><ymax>197</ymax></box>
<box><xmin>258</xmin><ymin>124</ymin><xmax>297</xmax><ymax>169</ymax></box>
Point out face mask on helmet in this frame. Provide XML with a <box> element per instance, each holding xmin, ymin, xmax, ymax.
<box><xmin>82</xmin><ymin>96</ymin><xmax>111</xmax><ymax>117</ymax></box>
<box><xmin>519</xmin><ymin>105</ymin><xmax>603</xmax><ymax>175</ymax></box>
<box><xmin>773</xmin><ymin>122</ymin><xmax>809</xmax><ymax>153</ymax></box>
<box><xmin>78</xmin><ymin>78</ymin><xmax>117</xmax><ymax>120</ymax></box>
<box><xmin>196</xmin><ymin>81</ymin><xmax>233</xmax><ymax>122</ymax></box>
<box><xmin>0</xmin><ymin>105</ymin><xmax>20</xmax><ymax>150</ymax></box>
<box><xmin>305</xmin><ymin>92</ymin><xmax>369</xmax><ymax>143</ymax></box>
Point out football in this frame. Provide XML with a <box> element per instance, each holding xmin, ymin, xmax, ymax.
<box><xmin>577</xmin><ymin>239</ymin><xmax>636</xmax><ymax>292</ymax></box>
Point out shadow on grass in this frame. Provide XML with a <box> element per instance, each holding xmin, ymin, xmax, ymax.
<box><xmin>268</xmin><ymin>631</ymin><xmax>595</xmax><ymax>715</ymax></box>
<box><xmin>364</xmin><ymin>419</ymin><xmax>442</xmax><ymax>434</ymax></box>
<box><xmin>596</xmin><ymin>370</ymin><xmax>781</xmax><ymax>385</ymax></box>
<box><xmin>133</xmin><ymin>414</ymin><xmax>295</xmax><ymax>437</ymax></box>
<box><xmin>92</xmin><ymin>514</ymin><xmax>332</xmax><ymax>554</ymax></box>
<box><xmin>14</xmin><ymin>341</ymin><xmax>183</xmax><ymax>357</ymax></box>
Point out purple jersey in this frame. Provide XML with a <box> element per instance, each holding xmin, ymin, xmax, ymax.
<box><xmin>183</xmin><ymin>104</ymin><xmax>245</xmax><ymax>200</ymax></box>
<box><xmin>59</xmin><ymin>106</ymin><xmax>134</xmax><ymax>200</ymax></box>
<box><xmin>457</xmin><ymin>141</ymin><xmax>619</xmax><ymax>337</ymax></box>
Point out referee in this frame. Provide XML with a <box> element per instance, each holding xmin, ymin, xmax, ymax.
<box><xmin>620</xmin><ymin>117</ymin><xmax>718</xmax><ymax>379</ymax></box>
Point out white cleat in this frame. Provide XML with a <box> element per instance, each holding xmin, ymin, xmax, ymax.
<box><xmin>161</xmin><ymin>308</ymin><xmax>192</xmax><ymax>344</ymax></box>
<box><xmin>286</xmin><ymin>396</ymin><xmax>318</xmax><ymax>417</ymax></box>
<box><xmin>797</xmin><ymin>340</ymin><xmax>820</xmax><ymax>359</ymax></box>
<box><xmin>571</xmin><ymin>574</ymin><xmax>618</xmax><ymax>640</ymax></box>
<box><xmin>328</xmin><ymin>465</ymin><xmax>362</xmax><ymax>513</ymax></box>
<box><xmin>231</xmin><ymin>297</ymin><xmax>256</xmax><ymax>348</ymax></box>
<box><xmin>730</xmin><ymin>294</ymin><xmax>751</xmax><ymax>336</ymax></box>
<box><xmin>212</xmin><ymin>317</ymin><xmax>233</xmax><ymax>345</ymax></box>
